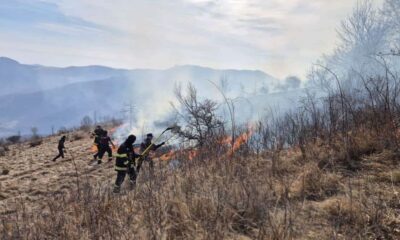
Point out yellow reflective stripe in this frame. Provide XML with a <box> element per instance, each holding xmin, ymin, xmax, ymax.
<box><xmin>115</xmin><ymin>153</ymin><xmax>128</xmax><ymax>158</ymax></box>
<box><xmin>115</xmin><ymin>166</ymin><xmax>127</xmax><ymax>171</ymax></box>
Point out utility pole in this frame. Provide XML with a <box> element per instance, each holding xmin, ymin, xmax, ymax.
<box><xmin>121</xmin><ymin>103</ymin><xmax>135</xmax><ymax>129</ymax></box>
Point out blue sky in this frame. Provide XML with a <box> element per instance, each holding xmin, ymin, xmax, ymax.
<box><xmin>0</xmin><ymin>0</ymin><xmax>374</xmax><ymax>78</ymax></box>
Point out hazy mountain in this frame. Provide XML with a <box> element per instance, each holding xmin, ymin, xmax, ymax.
<box><xmin>0</xmin><ymin>57</ymin><xmax>276</xmax><ymax>97</ymax></box>
<box><xmin>0</xmin><ymin>57</ymin><xmax>304</xmax><ymax>137</ymax></box>
<box><xmin>0</xmin><ymin>78</ymin><xmax>133</xmax><ymax>136</ymax></box>
<box><xmin>0</xmin><ymin>57</ymin><xmax>127</xmax><ymax>96</ymax></box>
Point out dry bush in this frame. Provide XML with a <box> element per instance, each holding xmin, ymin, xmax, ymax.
<box><xmin>58</xmin><ymin>127</ymin><xmax>69</xmax><ymax>135</ymax></box>
<box><xmin>299</xmin><ymin>165</ymin><xmax>341</xmax><ymax>201</ymax></box>
<box><xmin>1</xmin><ymin>169</ymin><xmax>9</xmax><ymax>175</ymax></box>
<box><xmin>314</xmin><ymin>129</ymin><xmax>386</xmax><ymax>173</ymax></box>
<box><xmin>6</xmin><ymin>135</ymin><xmax>20</xmax><ymax>144</ymax></box>
<box><xmin>29</xmin><ymin>138</ymin><xmax>42</xmax><ymax>148</ymax></box>
<box><xmin>0</xmin><ymin>139</ymin><xmax>7</xmax><ymax>153</ymax></box>
<box><xmin>80</xmin><ymin>116</ymin><xmax>93</xmax><ymax>132</ymax></box>
<box><xmin>71</xmin><ymin>132</ymin><xmax>84</xmax><ymax>141</ymax></box>
<box><xmin>318</xmin><ymin>175</ymin><xmax>400</xmax><ymax>240</ymax></box>
<box><xmin>373</xmin><ymin>170</ymin><xmax>400</xmax><ymax>185</ymax></box>
<box><xmin>322</xmin><ymin>197</ymin><xmax>366</xmax><ymax>229</ymax></box>
<box><xmin>0</xmin><ymin>147</ymin><xmax>6</xmax><ymax>157</ymax></box>
<box><xmin>363</xmin><ymin>149</ymin><xmax>400</xmax><ymax>167</ymax></box>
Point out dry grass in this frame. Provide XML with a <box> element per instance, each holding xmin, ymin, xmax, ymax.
<box><xmin>298</xmin><ymin>165</ymin><xmax>341</xmax><ymax>201</ymax></box>
<box><xmin>71</xmin><ymin>132</ymin><xmax>85</xmax><ymax>141</ymax></box>
<box><xmin>0</xmin><ymin>128</ymin><xmax>399</xmax><ymax>239</ymax></box>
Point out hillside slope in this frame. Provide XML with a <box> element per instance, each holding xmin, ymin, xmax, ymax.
<box><xmin>0</xmin><ymin>131</ymin><xmax>116</xmax><ymax>214</ymax></box>
<box><xmin>0</xmin><ymin>127</ymin><xmax>399</xmax><ymax>239</ymax></box>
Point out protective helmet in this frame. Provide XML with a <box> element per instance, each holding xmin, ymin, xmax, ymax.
<box><xmin>126</xmin><ymin>135</ymin><xmax>137</xmax><ymax>144</ymax></box>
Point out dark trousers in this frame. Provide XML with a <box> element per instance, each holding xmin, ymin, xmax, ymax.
<box><xmin>98</xmin><ymin>146</ymin><xmax>112</xmax><ymax>160</ymax></box>
<box><xmin>93</xmin><ymin>144</ymin><xmax>100</xmax><ymax>159</ymax></box>
<box><xmin>52</xmin><ymin>148</ymin><xmax>64</xmax><ymax>161</ymax></box>
<box><xmin>115</xmin><ymin>167</ymin><xmax>137</xmax><ymax>187</ymax></box>
<box><xmin>136</xmin><ymin>157</ymin><xmax>154</xmax><ymax>174</ymax></box>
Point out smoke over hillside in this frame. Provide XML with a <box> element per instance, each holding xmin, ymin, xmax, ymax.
<box><xmin>0</xmin><ymin>58</ymin><xmax>305</xmax><ymax>138</ymax></box>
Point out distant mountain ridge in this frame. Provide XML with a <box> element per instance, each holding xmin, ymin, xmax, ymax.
<box><xmin>0</xmin><ymin>57</ymin><xmax>276</xmax><ymax>97</ymax></box>
<box><xmin>0</xmin><ymin>57</ymin><xmax>127</xmax><ymax>96</ymax></box>
<box><xmin>0</xmin><ymin>57</ymin><xmax>303</xmax><ymax>137</ymax></box>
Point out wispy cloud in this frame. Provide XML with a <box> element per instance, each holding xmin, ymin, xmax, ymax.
<box><xmin>0</xmin><ymin>0</ymin><xmax>372</xmax><ymax>78</ymax></box>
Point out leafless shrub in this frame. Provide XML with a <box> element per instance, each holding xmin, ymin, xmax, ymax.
<box><xmin>0</xmin><ymin>144</ymin><xmax>7</xmax><ymax>156</ymax></box>
<box><xmin>57</xmin><ymin>126</ymin><xmax>69</xmax><ymax>135</ymax></box>
<box><xmin>80</xmin><ymin>115</ymin><xmax>93</xmax><ymax>131</ymax></box>
<box><xmin>29</xmin><ymin>138</ymin><xmax>42</xmax><ymax>148</ymax></box>
<box><xmin>71</xmin><ymin>132</ymin><xmax>84</xmax><ymax>141</ymax></box>
<box><xmin>301</xmin><ymin>166</ymin><xmax>341</xmax><ymax>201</ymax></box>
<box><xmin>6</xmin><ymin>135</ymin><xmax>20</xmax><ymax>144</ymax></box>
<box><xmin>173</xmin><ymin>83</ymin><xmax>225</xmax><ymax>149</ymax></box>
<box><xmin>322</xmin><ymin>197</ymin><xmax>366</xmax><ymax>229</ymax></box>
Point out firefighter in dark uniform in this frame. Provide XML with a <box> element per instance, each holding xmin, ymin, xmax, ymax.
<box><xmin>113</xmin><ymin>135</ymin><xmax>141</xmax><ymax>193</ymax></box>
<box><xmin>136</xmin><ymin>133</ymin><xmax>165</xmax><ymax>174</ymax></box>
<box><xmin>93</xmin><ymin>125</ymin><xmax>104</xmax><ymax>161</ymax></box>
<box><xmin>97</xmin><ymin>130</ymin><xmax>115</xmax><ymax>164</ymax></box>
<box><xmin>52</xmin><ymin>136</ymin><xmax>66</xmax><ymax>162</ymax></box>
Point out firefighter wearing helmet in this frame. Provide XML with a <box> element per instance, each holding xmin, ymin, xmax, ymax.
<box><xmin>113</xmin><ymin>135</ymin><xmax>142</xmax><ymax>193</ymax></box>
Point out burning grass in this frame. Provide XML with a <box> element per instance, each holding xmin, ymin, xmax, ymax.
<box><xmin>0</xmin><ymin>126</ymin><xmax>399</xmax><ymax>239</ymax></box>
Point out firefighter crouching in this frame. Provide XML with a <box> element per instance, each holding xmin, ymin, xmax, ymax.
<box><xmin>113</xmin><ymin>135</ymin><xmax>141</xmax><ymax>193</ymax></box>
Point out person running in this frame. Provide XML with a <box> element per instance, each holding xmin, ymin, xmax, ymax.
<box><xmin>136</xmin><ymin>133</ymin><xmax>165</xmax><ymax>174</ymax></box>
<box><xmin>113</xmin><ymin>135</ymin><xmax>141</xmax><ymax>193</ymax></box>
<box><xmin>93</xmin><ymin>125</ymin><xmax>104</xmax><ymax>161</ymax></box>
<box><xmin>52</xmin><ymin>136</ymin><xmax>66</xmax><ymax>162</ymax></box>
<box><xmin>97</xmin><ymin>130</ymin><xmax>115</xmax><ymax>164</ymax></box>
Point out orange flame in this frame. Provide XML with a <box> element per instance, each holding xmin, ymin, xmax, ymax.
<box><xmin>159</xmin><ymin>150</ymin><xmax>176</xmax><ymax>161</ymax></box>
<box><xmin>112</xmin><ymin>144</ymin><xmax>118</xmax><ymax>153</ymax></box>
<box><xmin>154</xmin><ymin>127</ymin><xmax>254</xmax><ymax>162</ymax></box>
<box><xmin>220</xmin><ymin>135</ymin><xmax>233</xmax><ymax>145</ymax></box>
<box><xmin>188</xmin><ymin>149</ymin><xmax>198</xmax><ymax>160</ymax></box>
<box><xmin>225</xmin><ymin>130</ymin><xmax>253</xmax><ymax>157</ymax></box>
<box><xmin>91</xmin><ymin>144</ymin><xmax>98</xmax><ymax>153</ymax></box>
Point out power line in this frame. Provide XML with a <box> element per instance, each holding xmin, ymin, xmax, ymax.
<box><xmin>121</xmin><ymin>102</ymin><xmax>135</xmax><ymax>129</ymax></box>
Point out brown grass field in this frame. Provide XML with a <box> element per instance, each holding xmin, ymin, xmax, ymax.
<box><xmin>0</xmin><ymin>129</ymin><xmax>399</xmax><ymax>239</ymax></box>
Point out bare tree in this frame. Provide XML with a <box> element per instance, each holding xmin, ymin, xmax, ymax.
<box><xmin>383</xmin><ymin>0</ymin><xmax>400</xmax><ymax>53</ymax></box>
<box><xmin>31</xmin><ymin>127</ymin><xmax>38</xmax><ymax>137</ymax></box>
<box><xmin>80</xmin><ymin>115</ymin><xmax>93</xmax><ymax>131</ymax></box>
<box><xmin>173</xmin><ymin>83</ymin><xmax>224</xmax><ymax>148</ymax></box>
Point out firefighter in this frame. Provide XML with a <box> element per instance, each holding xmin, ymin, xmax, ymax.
<box><xmin>113</xmin><ymin>135</ymin><xmax>141</xmax><ymax>193</ymax></box>
<box><xmin>137</xmin><ymin>133</ymin><xmax>165</xmax><ymax>174</ymax></box>
<box><xmin>97</xmin><ymin>130</ymin><xmax>115</xmax><ymax>164</ymax></box>
<box><xmin>93</xmin><ymin>125</ymin><xmax>104</xmax><ymax>161</ymax></box>
<box><xmin>52</xmin><ymin>136</ymin><xmax>66</xmax><ymax>162</ymax></box>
